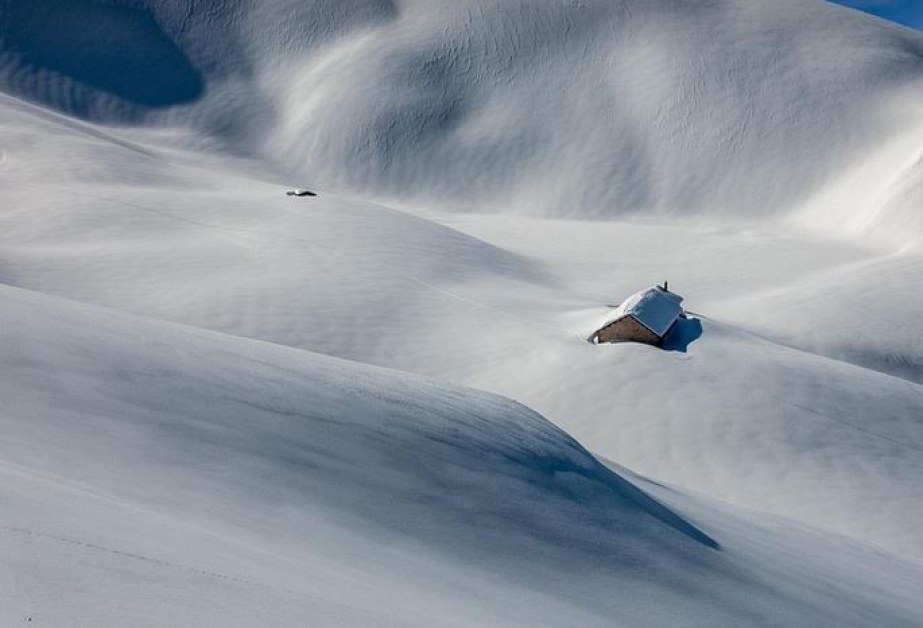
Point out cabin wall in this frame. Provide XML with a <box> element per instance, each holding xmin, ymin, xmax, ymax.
<box><xmin>594</xmin><ymin>316</ymin><xmax>661</xmax><ymax>345</ymax></box>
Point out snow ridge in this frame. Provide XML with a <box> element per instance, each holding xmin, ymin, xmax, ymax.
<box><xmin>3</xmin><ymin>0</ymin><xmax>923</xmax><ymax>243</ymax></box>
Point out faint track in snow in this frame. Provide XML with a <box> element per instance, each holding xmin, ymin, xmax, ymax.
<box><xmin>0</xmin><ymin>93</ymin><xmax>158</xmax><ymax>157</ymax></box>
<box><xmin>405</xmin><ymin>274</ymin><xmax>586</xmax><ymax>342</ymax></box>
<box><xmin>2</xmin><ymin>524</ymin><xmax>255</xmax><ymax>585</ymax></box>
<box><xmin>0</xmin><ymin>522</ymin><xmax>383</xmax><ymax>624</ymax></box>
<box><xmin>705</xmin><ymin>317</ymin><xmax>923</xmax><ymax>452</ymax></box>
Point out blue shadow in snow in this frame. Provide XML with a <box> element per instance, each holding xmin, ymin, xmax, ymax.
<box><xmin>4</xmin><ymin>0</ymin><xmax>203</xmax><ymax>110</ymax></box>
<box><xmin>661</xmin><ymin>315</ymin><xmax>703</xmax><ymax>353</ymax></box>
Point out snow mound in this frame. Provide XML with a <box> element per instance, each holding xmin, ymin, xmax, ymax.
<box><xmin>3</xmin><ymin>2</ymin><xmax>923</xmax><ymax>623</ymax></box>
<box><xmin>1</xmin><ymin>93</ymin><xmax>921</xmax><ymax>557</ymax></box>
<box><xmin>3</xmin><ymin>0</ymin><xmax>923</xmax><ymax>243</ymax></box>
<box><xmin>3</xmin><ymin>284</ymin><xmax>923</xmax><ymax>627</ymax></box>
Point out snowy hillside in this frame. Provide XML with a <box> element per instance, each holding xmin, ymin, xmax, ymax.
<box><xmin>2</xmin><ymin>0</ymin><xmax>923</xmax><ymax>625</ymax></box>
<box><xmin>4</xmin><ymin>0</ymin><xmax>923</xmax><ymax>243</ymax></box>
<box><xmin>3</xmin><ymin>285</ymin><xmax>923</xmax><ymax>627</ymax></box>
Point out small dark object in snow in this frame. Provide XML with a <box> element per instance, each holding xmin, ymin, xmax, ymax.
<box><xmin>286</xmin><ymin>189</ymin><xmax>316</xmax><ymax>197</ymax></box>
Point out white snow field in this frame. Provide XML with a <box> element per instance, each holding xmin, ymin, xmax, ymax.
<box><xmin>2</xmin><ymin>0</ymin><xmax>923</xmax><ymax>625</ymax></box>
<box><xmin>4</xmin><ymin>284</ymin><xmax>923</xmax><ymax>627</ymax></box>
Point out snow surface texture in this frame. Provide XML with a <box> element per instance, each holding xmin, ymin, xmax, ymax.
<box><xmin>3</xmin><ymin>285</ymin><xmax>922</xmax><ymax>627</ymax></box>
<box><xmin>4</xmin><ymin>0</ymin><xmax>923</xmax><ymax>243</ymax></box>
<box><xmin>2</xmin><ymin>0</ymin><xmax>923</xmax><ymax>625</ymax></box>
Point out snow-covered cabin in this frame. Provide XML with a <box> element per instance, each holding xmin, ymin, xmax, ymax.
<box><xmin>591</xmin><ymin>285</ymin><xmax>684</xmax><ymax>346</ymax></box>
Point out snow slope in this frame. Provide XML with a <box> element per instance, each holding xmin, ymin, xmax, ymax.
<box><xmin>4</xmin><ymin>0</ymin><xmax>923</xmax><ymax>244</ymax></box>
<box><xmin>2</xmin><ymin>0</ymin><xmax>923</xmax><ymax>623</ymax></box>
<box><xmin>2</xmin><ymin>92</ymin><xmax>921</xmax><ymax>559</ymax></box>
<box><xmin>3</xmin><ymin>284</ymin><xmax>923</xmax><ymax>627</ymax></box>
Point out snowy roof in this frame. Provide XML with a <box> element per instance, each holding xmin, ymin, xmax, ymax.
<box><xmin>601</xmin><ymin>286</ymin><xmax>684</xmax><ymax>337</ymax></box>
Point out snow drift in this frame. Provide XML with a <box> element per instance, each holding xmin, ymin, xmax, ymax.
<box><xmin>3</xmin><ymin>0</ymin><xmax>923</xmax><ymax>243</ymax></box>
<box><xmin>2</xmin><ymin>284</ymin><xmax>922</xmax><ymax>627</ymax></box>
<box><xmin>1</xmin><ymin>84</ymin><xmax>921</xmax><ymax>558</ymax></box>
<box><xmin>3</xmin><ymin>1</ymin><xmax>923</xmax><ymax>624</ymax></box>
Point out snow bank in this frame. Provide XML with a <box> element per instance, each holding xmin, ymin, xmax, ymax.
<box><xmin>2</xmin><ymin>284</ymin><xmax>922</xmax><ymax>626</ymax></box>
<box><xmin>1</xmin><ymin>94</ymin><xmax>921</xmax><ymax>557</ymax></box>
<box><xmin>3</xmin><ymin>0</ymin><xmax>923</xmax><ymax>243</ymax></box>
<box><xmin>2</xmin><ymin>2</ymin><xmax>923</xmax><ymax>622</ymax></box>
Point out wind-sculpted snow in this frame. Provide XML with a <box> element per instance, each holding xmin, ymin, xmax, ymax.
<box><xmin>3</xmin><ymin>0</ymin><xmax>923</xmax><ymax>242</ymax></box>
<box><xmin>3</xmin><ymin>1</ymin><xmax>923</xmax><ymax>623</ymax></box>
<box><xmin>1</xmin><ymin>92</ymin><xmax>922</xmax><ymax>557</ymax></box>
<box><xmin>3</xmin><ymin>284</ymin><xmax>923</xmax><ymax>627</ymax></box>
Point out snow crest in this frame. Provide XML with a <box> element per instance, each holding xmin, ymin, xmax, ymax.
<box><xmin>2</xmin><ymin>0</ymin><xmax>923</xmax><ymax>244</ymax></box>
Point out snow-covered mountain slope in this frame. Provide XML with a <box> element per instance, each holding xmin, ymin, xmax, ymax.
<box><xmin>3</xmin><ymin>0</ymin><xmax>923</xmax><ymax>244</ymax></box>
<box><xmin>2</xmin><ymin>284</ymin><xmax>923</xmax><ymax>627</ymax></box>
<box><xmin>2</xmin><ymin>0</ymin><xmax>923</xmax><ymax>623</ymax></box>
<box><xmin>2</xmin><ymin>91</ymin><xmax>921</xmax><ymax>559</ymax></box>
